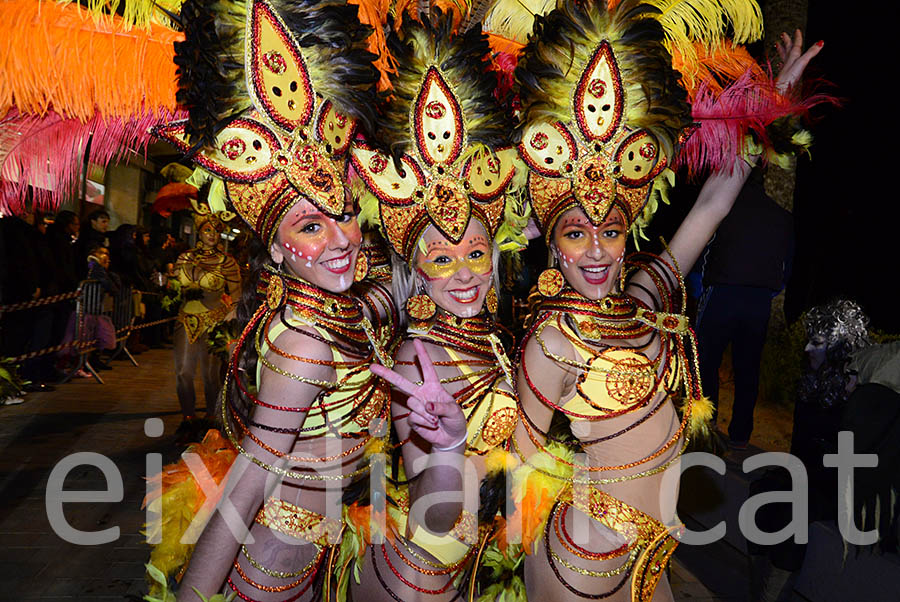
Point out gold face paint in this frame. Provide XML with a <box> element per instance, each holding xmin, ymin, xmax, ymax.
<box><xmin>416</xmin><ymin>235</ymin><xmax>492</xmax><ymax>281</ymax></box>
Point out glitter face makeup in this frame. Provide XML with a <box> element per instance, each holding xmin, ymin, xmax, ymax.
<box><xmin>414</xmin><ymin>220</ymin><xmax>493</xmax><ymax>318</ymax></box>
<box><xmin>551</xmin><ymin>206</ymin><xmax>626</xmax><ymax>300</ymax></box>
<box><xmin>271</xmin><ymin>197</ymin><xmax>362</xmax><ymax>293</ymax></box>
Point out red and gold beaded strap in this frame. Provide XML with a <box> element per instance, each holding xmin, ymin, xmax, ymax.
<box><xmin>220</xmin><ymin>269</ymin><xmax>393</xmax><ymax>481</ymax></box>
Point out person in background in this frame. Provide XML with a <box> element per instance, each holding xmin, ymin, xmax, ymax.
<box><xmin>85</xmin><ymin>245</ymin><xmax>120</xmax><ymax>370</ymax></box>
<box><xmin>46</xmin><ymin>211</ymin><xmax>80</xmax><ymax>293</ymax></box>
<box><xmin>0</xmin><ymin>201</ymin><xmax>56</xmax><ymax>392</ymax></box>
<box><xmin>77</xmin><ymin>208</ymin><xmax>110</xmax><ymax>276</ymax></box>
<box><xmin>136</xmin><ymin>226</ymin><xmax>164</xmax><ymax>348</ymax></box>
<box><xmin>747</xmin><ymin>299</ymin><xmax>871</xmax><ymax>602</ymax></box>
<box><xmin>695</xmin><ymin>167</ymin><xmax>795</xmax><ymax>449</ymax></box>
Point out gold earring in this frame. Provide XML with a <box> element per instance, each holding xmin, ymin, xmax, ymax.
<box><xmin>538</xmin><ymin>268</ymin><xmax>564</xmax><ymax>297</ymax></box>
<box><xmin>486</xmin><ymin>286</ymin><xmax>498</xmax><ymax>314</ymax></box>
<box><xmin>266</xmin><ymin>273</ymin><xmax>286</xmax><ymax>310</ymax></box>
<box><xmin>618</xmin><ymin>256</ymin><xmax>627</xmax><ymax>293</ymax></box>
<box><xmin>406</xmin><ymin>294</ymin><xmax>436</xmax><ymax>321</ymax></box>
<box><xmin>354</xmin><ymin>251</ymin><xmax>369</xmax><ymax>282</ymax></box>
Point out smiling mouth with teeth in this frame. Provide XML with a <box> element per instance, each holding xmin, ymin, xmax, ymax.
<box><xmin>448</xmin><ymin>286</ymin><xmax>479</xmax><ymax>303</ymax></box>
<box><xmin>580</xmin><ymin>265</ymin><xmax>610</xmax><ymax>285</ymax></box>
<box><xmin>322</xmin><ymin>252</ymin><xmax>352</xmax><ymax>274</ymax></box>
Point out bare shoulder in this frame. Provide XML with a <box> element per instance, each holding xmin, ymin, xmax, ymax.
<box><xmin>263</xmin><ymin>318</ymin><xmax>334</xmax><ymax>388</ymax></box>
<box><xmin>524</xmin><ymin>316</ymin><xmax>576</xmax><ymax>366</ymax></box>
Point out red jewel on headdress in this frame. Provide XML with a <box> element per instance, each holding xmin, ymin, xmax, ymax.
<box><xmin>662</xmin><ymin>316</ymin><xmax>679</xmax><ymax>329</ymax></box>
<box><xmin>486</xmin><ymin>156</ymin><xmax>500</xmax><ymax>174</ymax></box>
<box><xmin>587</xmin><ymin>78</ymin><xmax>606</xmax><ymax>98</ymax></box>
<box><xmin>425</xmin><ymin>101</ymin><xmax>446</xmax><ymax>119</ymax></box>
<box><xmin>639</xmin><ymin>142</ymin><xmax>657</xmax><ymax>159</ymax></box>
<box><xmin>334</xmin><ymin>112</ymin><xmax>348</xmax><ymax>127</ymax></box>
<box><xmin>530</xmin><ymin>132</ymin><xmax>549</xmax><ymax>150</ymax></box>
<box><xmin>262</xmin><ymin>50</ymin><xmax>287</xmax><ymax>74</ymax></box>
<box><xmin>369</xmin><ymin>154</ymin><xmax>388</xmax><ymax>174</ymax></box>
<box><xmin>221</xmin><ymin>137</ymin><xmax>247</xmax><ymax>160</ymax></box>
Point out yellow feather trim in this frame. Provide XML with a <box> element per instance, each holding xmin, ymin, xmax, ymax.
<box><xmin>363</xmin><ymin>435</ymin><xmax>388</xmax><ymax>457</ymax></box>
<box><xmin>485</xmin><ymin>447</ymin><xmax>519</xmax><ymax>475</ymax></box>
<box><xmin>483</xmin><ymin>0</ymin><xmax>556</xmax><ymax>44</ymax></box>
<box><xmin>643</xmin><ymin>0</ymin><xmax>763</xmax><ymax>75</ymax></box>
<box><xmin>688</xmin><ymin>394</ymin><xmax>715</xmax><ymax>439</ymax></box>
<box><xmin>508</xmin><ymin>441</ymin><xmax>574</xmax><ymax>552</ymax></box>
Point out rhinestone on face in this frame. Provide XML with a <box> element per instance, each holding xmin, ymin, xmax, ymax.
<box><xmin>262</xmin><ymin>50</ymin><xmax>287</xmax><ymax>74</ymax></box>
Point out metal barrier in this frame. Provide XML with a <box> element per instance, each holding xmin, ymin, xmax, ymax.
<box><xmin>67</xmin><ymin>280</ymin><xmax>138</xmax><ymax>384</ymax></box>
<box><xmin>2</xmin><ymin>280</ymin><xmax>177</xmax><ymax>387</ymax></box>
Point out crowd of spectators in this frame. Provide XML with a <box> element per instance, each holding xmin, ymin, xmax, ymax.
<box><xmin>0</xmin><ymin>204</ymin><xmax>187</xmax><ymax>396</ymax></box>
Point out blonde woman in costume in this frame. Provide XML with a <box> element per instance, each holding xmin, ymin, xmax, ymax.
<box><xmin>172</xmin><ymin>203</ymin><xmax>241</xmax><ymax>429</ymax></box>
<box><xmin>343</xmin><ymin>8</ymin><xmax>526</xmax><ymax>601</ymax></box>
<box><xmin>507</xmin><ymin>1</ymin><xmax>823</xmax><ymax>601</ymax></box>
<box><xmin>146</xmin><ymin>0</ymin><xmax>399</xmax><ymax>600</ymax></box>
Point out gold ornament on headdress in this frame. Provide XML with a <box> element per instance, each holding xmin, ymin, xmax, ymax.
<box><xmin>154</xmin><ymin>0</ymin><xmax>377</xmax><ymax>247</ymax></box>
<box><xmin>191</xmin><ymin>198</ymin><xmax>236</xmax><ymax>233</ymax></box>
<box><xmin>353</xmin><ymin>10</ymin><xmax>524</xmax><ymax>263</ymax></box>
<box><xmin>517</xmin><ymin>0</ymin><xmax>694</xmax><ymax>239</ymax></box>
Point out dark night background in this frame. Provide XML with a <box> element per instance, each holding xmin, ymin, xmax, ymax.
<box><xmin>648</xmin><ymin>3</ymin><xmax>899</xmax><ymax>332</ymax></box>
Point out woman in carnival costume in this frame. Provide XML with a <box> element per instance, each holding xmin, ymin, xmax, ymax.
<box><xmin>145</xmin><ymin>0</ymin><xmax>399</xmax><ymax>599</ymax></box>
<box><xmin>172</xmin><ymin>201</ymin><xmax>241</xmax><ymax>433</ymax></box>
<box><xmin>503</xmin><ymin>1</ymin><xmax>824</xmax><ymax>600</ymax></box>
<box><xmin>342</xmin><ymin>7</ymin><xmax>528</xmax><ymax>601</ymax></box>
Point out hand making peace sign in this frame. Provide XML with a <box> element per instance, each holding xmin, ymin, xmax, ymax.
<box><xmin>370</xmin><ymin>339</ymin><xmax>468</xmax><ymax>450</ymax></box>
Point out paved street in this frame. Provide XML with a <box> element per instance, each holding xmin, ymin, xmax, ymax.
<box><xmin>0</xmin><ymin>348</ymin><xmax>722</xmax><ymax>601</ymax></box>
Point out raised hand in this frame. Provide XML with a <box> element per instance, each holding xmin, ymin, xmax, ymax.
<box><xmin>370</xmin><ymin>339</ymin><xmax>468</xmax><ymax>450</ymax></box>
<box><xmin>775</xmin><ymin>29</ymin><xmax>823</xmax><ymax>93</ymax></box>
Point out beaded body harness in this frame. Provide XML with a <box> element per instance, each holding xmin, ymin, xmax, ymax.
<box><xmin>516</xmin><ymin>254</ymin><xmax>704</xmax><ymax>602</ymax></box>
<box><xmin>175</xmin><ymin>247</ymin><xmax>241</xmax><ymax>343</ymax></box>
<box><xmin>364</xmin><ymin>312</ymin><xmax>517</xmax><ymax>597</ymax></box>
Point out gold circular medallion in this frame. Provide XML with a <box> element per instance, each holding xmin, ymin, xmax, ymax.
<box><xmin>604</xmin><ymin>354</ymin><xmax>655</xmax><ymax>407</ymax></box>
<box><xmin>538</xmin><ymin>268</ymin><xmax>564</xmax><ymax>297</ymax></box>
<box><xmin>406</xmin><ymin>294</ymin><xmax>436</xmax><ymax>321</ymax></box>
<box><xmin>481</xmin><ymin>407</ymin><xmax>517</xmax><ymax>447</ymax></box>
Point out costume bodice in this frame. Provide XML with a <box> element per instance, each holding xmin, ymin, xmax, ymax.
<box><xmin>408</xmin><ymin>312</ymin><xmax>517</xmax><ymax>454</ymax></box>
<box><xmin>257</xmin><ymin>311</ymin><xmax>387</xmax><ymax>437</ymax></box>
<box><xmin>553</xmin><ymin>314</ymin><xmax>679</xmax><ymax>420</ymax></box>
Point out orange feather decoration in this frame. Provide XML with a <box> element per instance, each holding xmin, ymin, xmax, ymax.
<box><xmin>0</xmin><ymin>0</ymin><xmax>182</xmax><ymax>121</ymax></box>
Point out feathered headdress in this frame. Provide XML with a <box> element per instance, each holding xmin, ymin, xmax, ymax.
<box><xmin>152</xmin><ymin>0</ymin><xmax>379</xmax><ymax>246</ymax></box>
<box><xmin>351</xmin><ymin>8</ymin><xmax>527</xmax><ymax>263</ymax></box>
<box><xmin>515</xmin><ymin>0</ymin><xmax>694</xmax><ymax>240</ymax></box>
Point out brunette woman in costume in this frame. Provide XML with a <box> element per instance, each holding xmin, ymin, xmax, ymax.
<box><xmin>172</xmin><ymin>203</ymin><xmax>241</xmax><ymax>430</ymax></box>
<box><xmin>340</xmin><ymin>8</ymin><xmax>527</xmax><ymax>601</ymax></box>
<box><xmin>145</xmin><ymin>0</ymin><xmax>399</xmax><ymax>600</ymax></box>
<box><xmin>508</xmin><ymin>2</ymin><xmax>823</xmax><ymax>600</ymax></box>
